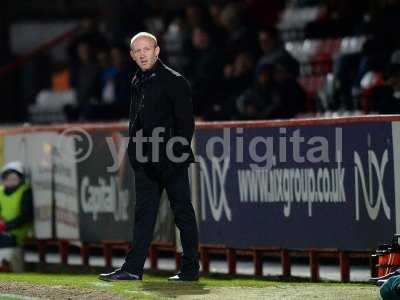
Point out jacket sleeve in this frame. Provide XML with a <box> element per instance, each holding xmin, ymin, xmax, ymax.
<box><xmin>166</xmin><ymin>75</ymin><xmax>195</xmax><ymax>144</ymax></box>
<box><xmin>5</xmin><ymin>188</ymin><xmax>34</xmax><ymax>231</ymax></box>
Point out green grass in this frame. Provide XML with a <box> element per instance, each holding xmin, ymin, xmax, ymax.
<box><xmin>0</xmin><ymin>273</ymin><xmax>379</xmax><ymax>299</ymax></box>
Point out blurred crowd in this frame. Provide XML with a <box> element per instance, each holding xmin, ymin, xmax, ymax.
<box><xmin>40</xmin><ymin>0</ymin><xmax>304</xmax><ymax>122</ymax></box>
<box><xmin>2</xmin><ymin>0</ymin><xmax>400</xmax><ymax>123</ymax></box>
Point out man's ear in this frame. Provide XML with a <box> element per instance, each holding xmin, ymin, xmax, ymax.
<box><xmin>155</xmin><ymin>46</ymin><xmax>160</xmax><ymax>58</ymax></box>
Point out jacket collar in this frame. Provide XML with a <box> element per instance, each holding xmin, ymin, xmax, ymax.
<box><xmin>132</xmin><ymin>59</ymin><xmax>161</xmax><ymax>86</ymax></box>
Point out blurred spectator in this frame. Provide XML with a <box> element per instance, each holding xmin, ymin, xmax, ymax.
<box><xmin>362</xmin><ymin>49</ymin><xmax>400</xmax><ymax>114</ymax></box>
<box><xmin>28</xmin><ymin>62</ymin><xmax>75</xmax><ymax>123</ymax></box>
<box><xmin>67</xmin><ymin>18</ymin><xmax>108</xmax><ymax>62</ymax></box>
<box><xmin>330</xmin><ymin>37</ymin><xmax>391</xmax><ymax>112</ymax></box>
<box><xmin>185</xmin><ymin>2</ymin><xmax>209</xmax><ymax>30</ymax></box>
<box><xmin>256</xmin><ymin>27</ymin><xmax>300</xmax><ymax>78</ymax></box>
<box><xmin>274</xmin><ymin>58</ymin><xmax>307</xmax><ymax>118</ymax></box>
<box><xmin>69</xmin><ymin>45</ymin><xmax>133</xmax><ymax>121</ymax></box>
<box><xmin>65</xmin><ymin>41</ymin><xmax>101</xmax><ymax>121</ymax></box>
<box><xmin>219</xmin><ymin>2</ymin><xmax>258</xmax><ymax>59</ymax></box>
<box><xmin>236</xmin><ymin>63</ymin><xmax>282</xmax><ymax>120</ymax></box>
<box><xmin>210</xmin><ymin>52</ymin><xmax>255</xmax><ymax>120</ymax></box>
<box><xmin>209</xmin><ymin>1</ymin><xmax>223</xmax><ymax>29</ymax></box>
<box><xmin>207</xmin><ymin>1</ymin><xmax>227</xmax><ymax>48</ymax></box>
<box><xmin>97</xmin><ymin>48</ymin><xmax>111</xmax><ymax>71</ymax></box>
<box><xmin>52</xmin><ymin>63</ymin><xmax>71</xmax><ymax>91</ymax></box>
<box><xmin>72</xmin><ymin>41</ymin><xmax>102</xmax><ymax>103</ymax></box>
<box><xmin>331</xmin><ymin>53</ymin><xmax>362</xmax><ymax>111</ymax></box>
<box><xmin>356</xmin><ymin>37</ymin><xmax>392</xmax><ymax>85</ymax></box>
<box><xmin>0</xmin><ymin>161</ymin><xmax>33</xmax><ymax>248</ymax></box>
<box><xmin>101</xmin><ymin>46</ymin><xmax>132</xmax><ymax>106</ymax></box>
<box><xmin>98</xmin><ymin>49</ymin><xmax>114</xmax><ymax>102</ymax></box>
<box><xmin>224</xmin><ymin>52</ymin><xmax>255</xmax><ymax>99</ymax></box>
<box><xmin>185</xmin><ymin>27</ymin><xmax>223</xmax><ymax>118</ymax></box>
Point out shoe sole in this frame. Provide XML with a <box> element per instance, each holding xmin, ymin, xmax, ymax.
<box><xmin>98</xmin><ymin>276</ymin><xmax>112</xmax><ymax>282</ymax></box>
<box><xmin>98</xmin><ymin>276</ymin><xmax>141</xmax><ymax>282</ymax></box>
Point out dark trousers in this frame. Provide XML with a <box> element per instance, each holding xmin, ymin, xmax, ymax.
<box><xmin>122</xmin><ymin>166</ymin><xmax>199</xmax><ymax>276</ymax></box>
<box><xmin>0</xmin><ymin>233</ymin><xmax>17</xmax><ymax>248</ymax></box>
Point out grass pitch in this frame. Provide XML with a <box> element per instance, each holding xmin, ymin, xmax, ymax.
<box><xmin>0</xmin><ymin>273</ymin><xmax>379</xmax><ymax>299</ymax></box>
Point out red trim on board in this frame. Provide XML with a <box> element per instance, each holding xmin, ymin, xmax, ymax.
<box><xmin>196</xmin><ymin>115</ymin><xmax>400</xmax><ymax>130</ymax></box>
<box><xmin>1</xmin><ymin>114</ymin><xmax>400</xmax><ymax>135</ymax></box>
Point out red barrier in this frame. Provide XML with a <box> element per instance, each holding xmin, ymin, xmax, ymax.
<box><xmin>2</xmin><ymin>114</ymin><xmax>400</xmax><ymax>135</ymax></box>
<box><xmin>196</xmin><ymin>114</ymin><xmax>400</xmax><ymax>129</ymax></box>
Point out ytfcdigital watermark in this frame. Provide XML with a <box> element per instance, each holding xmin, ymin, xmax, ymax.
<box><xmin>56</xmin><ymin>126</ymin><xmax>343</xmax><ymax>171</ymax></box>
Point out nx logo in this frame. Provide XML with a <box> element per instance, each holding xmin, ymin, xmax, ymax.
<box><xmin>198</xmin><ymin>156</ymin><xmax>232</xmax><ymax>222</ymax></box>
<box><xmin>354</xmin><ymin>149</ymin><xmax>391</xmax><ymax>221</ymax></box>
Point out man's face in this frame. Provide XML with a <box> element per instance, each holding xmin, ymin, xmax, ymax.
<box><xmin>130</xmin><ymin>37</ymin><xmax>160</xmax><ymax>71</ymax></box>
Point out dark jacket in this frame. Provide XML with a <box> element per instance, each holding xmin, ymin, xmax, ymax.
<box><xmin>128</xmin><ymin>60</ymin><xmax>195</xmax><ymax>178</ymax></box>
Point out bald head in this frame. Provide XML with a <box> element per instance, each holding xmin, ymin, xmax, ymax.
<box><xmin>130</xmin><ymin>32</ymin><xmax>160</xmax><ymax>71</ymax></box>
<box><xmin>130</xmin><ymin>32</ymin><xmax>158</xmax><ymax>49</ymax></box>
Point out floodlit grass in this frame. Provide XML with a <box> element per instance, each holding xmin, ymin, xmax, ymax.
<box><xmin>0</xmin><ymin>273</ymin><xmax>379</xmax><ymax>299</ymax></box>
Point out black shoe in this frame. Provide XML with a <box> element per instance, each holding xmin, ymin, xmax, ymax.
<box><xmin>168</xmin><ymin>273</ymin><xmax>199</xmax><ymax>282</ymax></box>
<box><xmin>98</xmin><ymin>269</ymin><xmax>142</xmax><ymax>281</ymax></box>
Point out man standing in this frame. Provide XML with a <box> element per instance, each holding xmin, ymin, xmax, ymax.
<box><xmin>99</xmin><ymin>32</ymin><xmax>199</xmax><ymax>281</ymax></box>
